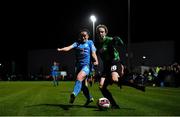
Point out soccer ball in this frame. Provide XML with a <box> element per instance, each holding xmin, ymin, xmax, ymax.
<box><xmin>97</xmin><ymin>97</ymin><xmax>111</xmax><ymax>110</ymax></box>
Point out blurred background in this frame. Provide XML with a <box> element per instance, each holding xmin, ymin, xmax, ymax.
<box><xmin>0</xmin><ymin>0</ymin><xmax>179</xmax><ymax>87</ymax></box>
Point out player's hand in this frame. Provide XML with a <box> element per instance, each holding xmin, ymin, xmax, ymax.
<box><xmin>57</xmin><ymin>48</ymin><xmax>61</xmax><ymax>51</ymax></box>
<box><xmin>93</xmin><ymin>61</ymin><xmax>98</xmax><ymax>66</ymax></box>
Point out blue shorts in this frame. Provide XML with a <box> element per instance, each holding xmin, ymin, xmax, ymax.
<box><xmin>77</xmin><ymin>65</ymin><xmax>90</xmax><ymax>75</ymax></box>
<box><xmin>52</xmin><ymin>71</ymin><xmax>58</xmax><ymax>77</ymax></box>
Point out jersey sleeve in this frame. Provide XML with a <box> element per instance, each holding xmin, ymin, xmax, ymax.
<box><xmin>112</xmin><ymin>36</ymin><xmax>124</xmax><ymax>46</ymax></box>
<box><xmin>89</xmin><ymin>40</ymin><xmax>96</xmax><ymax>52</ymax></box>
<box><xmin>72</xmin><ymin>42</ymin><xmax>78</xmax><ymax>48</ymax></box>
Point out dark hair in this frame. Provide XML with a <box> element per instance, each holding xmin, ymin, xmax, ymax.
<box><xmin>79</xmin><ymin>28</ymin><xmax>90</xmax><ymax>36</ymax></box>
<box><xmin>96</xmin><ymin>24</ymin><xmax>108</xmax><ymax>34</ymax></box>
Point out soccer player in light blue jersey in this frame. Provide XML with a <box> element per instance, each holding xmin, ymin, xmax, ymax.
<box><xmin>51</xmin><ymin>61</ymin><xmax>59</xmax><ymax>86</ymax></box>
<box><xmin>57</xmin><ymin>28</ymin><xmax>98</xmax><ymax>106</ymax></box>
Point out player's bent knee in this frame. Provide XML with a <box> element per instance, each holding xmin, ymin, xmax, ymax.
<box><xmin>77</xmin><ymin>74</ymin><xmax>86</xmax><ymax>81</ymax></box>
<box><xmin>112</xmin><ymin>76</ymin><xmax>119</xmax><ymax>82</ymax></box>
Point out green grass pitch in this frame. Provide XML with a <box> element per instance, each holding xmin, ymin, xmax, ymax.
<box><xmin>0</xmin><ymin>81</ymin><xmax>180</xmax><ymax>116</ymax></box>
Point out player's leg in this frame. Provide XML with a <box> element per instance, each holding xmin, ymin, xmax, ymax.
<box><xmin>70</xmin><ymin>66</ymin><xmax>89</xmax><ymax>104</ymax></box>
<box><xmin>99</xmin><ymin>77</ymin><xmax>120</xmax><ymax>109</ymax></box>
<box><xmin>81</xmin><ymin>66</ymin><xmax>94</xmax><ymax>106</ymax></box>
<box><xmin>112</xmin><ymin>62</ymin><xmax>145</xmax><ymax>92</ymax></box>
<box><xmin>111</xmin><ymin>62</ymin><xmax>124</xmax><ymax>89</ymax></box>
<box><xmin>89</xmin><ymin>77</ymin><xmax>93</xmax><ymax>87</ymax></box>
<box><xmin>55</xmin><ymin>75</ymin><xmax>59</xmax><ymax>86</ymax></box>
<box><xmin>85</xmin><ymin>77</ymin><xmax>88</xmax><ymax>87</ymax></box>
<box><xmin>69</xmin><ymin>71</ymin><xmax>85</xmax><ymax>103</ymax></box>
<box><xmin>81</xmin><ymin>80</ymin><xmax>94</xmax><ymax>106</ymax></box>
<box><xmin>52</xmin><ymin>76</ymin><xmax>56</xmax><ymax>86</ymax></box>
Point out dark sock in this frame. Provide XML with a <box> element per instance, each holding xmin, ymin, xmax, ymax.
<box><xmin>82</xmin><ymin>83</ymin><xmax>90</xmax><ymax>99</ymax></box>
<box><xmin>100</xmin><ymin>87</ymin><xmax>118</xmax><ymax>106</ymax></box>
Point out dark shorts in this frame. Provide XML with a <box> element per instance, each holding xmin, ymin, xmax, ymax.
<box><xmin>101</xmin><ymin>60</ymin><xmax>123</xmax><ymax>78</ymax></box>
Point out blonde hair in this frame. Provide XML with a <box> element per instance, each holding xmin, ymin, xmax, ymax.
<box><xmin>96</xmin><ymin>24</ymin><xmax>108</xmax><ymax>34</ymax></box>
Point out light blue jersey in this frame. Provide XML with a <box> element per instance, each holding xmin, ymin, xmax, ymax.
<box><xmin>72</xmin><ymin>40</ymin><xmax>96</xmax><ymax>75</ymax></box>
<box><xmin>51</xmin><ymin>65</ymin><xmax>59</xmax><ymax>77</ymax></box>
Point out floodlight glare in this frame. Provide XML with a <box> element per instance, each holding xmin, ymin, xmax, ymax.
<box><xmin>90</xmin><ymin>15</ymin><xmax>96</xmax><ymax>23</ymax></box>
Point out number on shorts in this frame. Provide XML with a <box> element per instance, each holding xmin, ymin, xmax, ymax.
<box><xmin>111</xmin><ymin>65</ymin><xmax>117</xmax><ymax>71</ymax></box>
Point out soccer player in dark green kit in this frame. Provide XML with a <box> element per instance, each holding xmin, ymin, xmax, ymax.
<box><xmin>95</xmin><ymin>24</ymin><xmax>145</xmax><ymax>109</ymax></box>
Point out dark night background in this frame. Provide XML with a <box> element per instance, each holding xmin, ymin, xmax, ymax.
<box><xmin>0</xmin><ymin>0</ymin><xmax>179</xmax><ymax>78</ymax></box>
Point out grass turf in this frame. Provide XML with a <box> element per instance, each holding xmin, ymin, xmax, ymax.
<box><xmin>0</xmin><ymin>81</ymin><xmax>180</xmax><ymax>116</ymax></box>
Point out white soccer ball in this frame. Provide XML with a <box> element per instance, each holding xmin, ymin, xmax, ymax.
<box><xmin>97</xmin><ymin>97</ymin><xmax>111</xmax><ymax>110</ymax></box>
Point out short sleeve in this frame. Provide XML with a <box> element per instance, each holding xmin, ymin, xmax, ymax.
<box><xmin>89</xmin><ymin>40</ymin><xmax>96</xmax><ymax>52</ymax></box>
<box><xmin>72</xmin><ymin>42</ymin><xmax>78</xmax><ymax>48</ymax></box>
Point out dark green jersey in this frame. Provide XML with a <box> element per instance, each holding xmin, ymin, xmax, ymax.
<box><xmin>96</xmin><ymin>36</ymin><xmax>124</xmax><ymax>63</ymax></box>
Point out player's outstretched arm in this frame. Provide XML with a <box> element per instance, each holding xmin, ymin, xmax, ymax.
<box><xmin>57</xmin><ymin>45</ymin><xmax>73</xmax><ymax>52</ymax></box>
